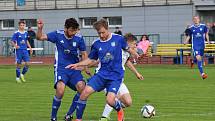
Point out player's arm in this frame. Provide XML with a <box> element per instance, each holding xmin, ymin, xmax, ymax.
<box><xmin>65</xmin><ymin>58</ymin><xmax>95</xmax><ymax>70</ymax></box>
<box><xmin>205</xmin><ymin>32</ymin><xmax>210</xmax><ymax>44</ymax></box>
<box><xmin>80</xmin><ymin>51</ymin><xmax>92</xmax><ymax>76</ymax></box>
<box><xmin>27</xmin><ymin>40</ymin><xmax>33</xmax><ymax>55</ymax></box>
<box><xmin>184</xmin><ymin>35</ymin><xmax>190</xmax><ymax>44</ymax></box>
<box><xmin>125</xmin><ymin>60</ymin><xmax>144</xmax><ymax>80</ymax></box>
<box><xmin>36</xmin><ymin>19</ymin><xmax>48</xmax><ymax>41</ymax></box>
<box><xmin>11</xmin><ymin>40</ymin><xmax>19</xmax><ymax>49</ymax></box>
<box><xmin>127</xmin><ymin>47</ymin><xmax>140</xmax><ymax>59</ymax></box>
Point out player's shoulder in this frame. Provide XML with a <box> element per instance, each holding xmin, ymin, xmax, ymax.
<box><xmin>92</xmin><ymin>38</ymin><xmax>100</xmax><ymax>45</ymax></box>
<box><xmin>56</xmin><ymin>29</ymin><xmax>64</xmax><ymax>34</ymax></box>
<box><xmin>75</xmin><ymin>33</ymin><xmax>83</xmax><ymax>38</ymax></box>
<box><xmin>200</xmin><ymin>23</ymin><xmax>206</xmax><ymax>26</ymax></box>
<box><xmin>112</xmin><ymin>33</ymin><xmax>123</xmax><ymax>38</ymax></box>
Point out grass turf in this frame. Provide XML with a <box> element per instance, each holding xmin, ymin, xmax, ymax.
<box><xmin>0</xmin><ymin>65</ymin><xmax>215</xmax><ymax>121</ymax></box>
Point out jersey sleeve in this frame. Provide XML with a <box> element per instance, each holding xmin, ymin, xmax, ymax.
<box><xmin>78</xmin><ymin>37</ymin><xmax>86</xmax><ymax>51</ymax></box>
<box><xmin>120</xmin><ymin>36</ymin><xmax>129</xmax><ymax>50</ymax></box>
<box><xmin>47</xmin><ymin>31</ymin><xmax>57</xmax><ymax>43</ymax></box>
<box><xmin>88</xmin><ymin>43</ymin><xmax>98</xmax><ymax>60</ymax></box>
<box><xmin>11</xmin><ymin>32</ymin><xmax>17</xmax><ymax>43</ymax></box>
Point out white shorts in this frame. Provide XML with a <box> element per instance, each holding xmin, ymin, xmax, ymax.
<box><xmin>103</xmin><ymin>82</ymin><xmax>130</xmax><ymax>96</ymax></box>
<box><xmin>117</xmin><ymin>83</ymin><xmax>130</xmax><ymax>96</ymax></box>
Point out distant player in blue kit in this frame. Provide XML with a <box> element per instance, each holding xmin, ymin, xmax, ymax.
<box><xmin>36</xmin><ymin>18</ymin><xmax>88</xmax><ymax>121</ymax></box>
<box><xmin>11</xmin><ymin>20</ymin><xmax>32</xmax><ymax>83</ymax></box>
<box><xmin>184</xmin><ymin>16</ymin><xmax>210</xmax><ymax>79</ymax></box>
<box><xmin>66</xmin><ymin>19</ymin><xmax>139</xmax><ymax>121</ymax></box>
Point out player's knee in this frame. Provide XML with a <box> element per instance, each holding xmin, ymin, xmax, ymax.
<box><xmin>196</xmin><ymin>55</ymin><xmax>202</xmax><ymax>60</ymax></box>
<box><xmin>76</xmin><ymin>81</ymin><xmax>86</xmax><ymax>93</ymax></box>
<box><xmin>106</xmin><ymin>97</ymin><xmax>115</xmax><ymax>107</ymax></box>
<box><xmin>79</xmin><ymin>86</ymin><xmax>93</xmax><ymax>100</ymax></box>
<box><xmin>124</xmin><ymin>99</ymin><xmax>132</xmax><ymax>107</ymax></box>
<box><xmin>56</xmin><ymin>81</ymin><xmax>65</xmax><ymax>97</ymax></box>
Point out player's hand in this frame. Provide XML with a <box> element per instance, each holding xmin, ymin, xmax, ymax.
<box><xmin>29</xmin><ymin>48</ymin><xmax>33</xmax><ymax>55</ymax></box>
<box><xmin>37</xmin><ymin>19</ymin><xmax>44</xmax><ymax>29</ymax></box>
<box><xmin>136</xmin><ymin>72</ymin><xmax>144</xmax><ymax>80</ymax></box>
<box><xmin>15</xmin><ymin>45</ymin><xmax>20</xmax><ymax>49</ymax></box>
<box><xmin>65</xmin><ymin>64</ymin><xmax>78</xmax><ymax>70</ymax></box>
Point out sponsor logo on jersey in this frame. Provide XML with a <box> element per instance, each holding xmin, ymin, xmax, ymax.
<box><xmin>111</xmin><ymin>42</ymin><xmax>115</xmax><ymax>47</ymax></box>
<box><xmin>73</xmin><ymin>42</ymin><xmax>77</xmax><ymax>47</ymax></box>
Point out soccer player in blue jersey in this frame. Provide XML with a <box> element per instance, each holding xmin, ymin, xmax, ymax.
<box><xmin>36</xmin><ymin>18</ymin><xmax>88</xmax><ymax>121</ymax></box>
<box><xmin>66</xmin><ymin>19</ymin><xmax>139</xmax><ymax>121</ymax></box>
<box><xmin>11</xmin><ymin>20</ymin><xmax>32</xmax><ymax>83</ymax></box>
<box><xmin>184</xmin><ymin>16</ymin><xmax>210</xmax><ymax>79</ymax></box>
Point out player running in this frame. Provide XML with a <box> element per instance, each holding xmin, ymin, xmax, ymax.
<box><xmin>11</xmin><ymin>20</ymin><xmax>32</xmax><ymax>83</ymax></box>
<box><xmin>184</xmin><ymin>16</ymin><xmax>210</xmax><ymax>79</ymax></box>
<box><xmin>99</xmin><ymin>33</ymin><xmax>144</xmax><ymax>121</ymax></box>
<box><xmin>66</xmin><ymin>19</ymin><xmax>139</xmax><ymax>121</ymax></box>
<box><xmin>36</xmin><ymin>18</ymin><xmax>88</xmax><ymax>121</ymax></box>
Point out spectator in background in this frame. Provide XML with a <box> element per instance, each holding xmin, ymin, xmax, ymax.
<box><xmin>211</xmin><ymin>22</ymin><xmax>215</xmax><ymax>42</ymax></box>
<box><xmin>27</xmin><ymin>27</ymin><xmax>36</xmax><ymax>56</ymax></box>
<box><xmin>184</xmin><ymin>24</ymin><xmax>192</xmax><ymax>44</ymax></box>
<box><xmin>137</xmin><ymin>34</ymin><xmax>150</xmax><ymax>55</ymax></box>
<box><xmin>114</xmin><ymin>26</ymin><xmax>122</xmax><ymax>35</ymax></box>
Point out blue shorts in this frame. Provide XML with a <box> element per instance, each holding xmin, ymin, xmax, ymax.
<box><xmin>54</xmin><ymin>68</ymin><xmax>84</xmax><ymax>91</ymax></box>
<box><xmin>87</xmin><ymin>74</ymin><xmax>122</xmax><ymax>94</ymax></box>
<box><xmin>15</xmin><ymin>49</ymin><xmax>30</xmax><ymax>64</ymax></box>
<box><xmin>193</xmin><ymin>49</ymin><xmax>204</xmax><ymax>57</ymax></box>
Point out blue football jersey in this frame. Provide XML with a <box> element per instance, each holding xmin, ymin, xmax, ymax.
<box><xmin>47</xmin><ymin>30</ymin><xmax>86</xmax><ymax>69</ymax></box>
<box><xmin>11</xmin><ymin>30</ymin><xmax>28</xmax><ymax>50</ymax></box>
<box><xmin>89</xmin><ymin>33</ymin><xmax>129</xmax><ymax>80</ymax></box>
<box><xmin>189</xmin><ymin>24</ymin><xmax>208</xmax><ymax>50</ymax></box>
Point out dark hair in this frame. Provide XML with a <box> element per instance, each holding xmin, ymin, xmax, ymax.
<box><xmin>124</xmin><ymin>33</ymin><xmax>137</xmax><ymax>42</ymax></box>
<box><xmin>18</xmin><ymin>20</ymin><xmax>26</xmax><ymax>25</ymax></box>
<box><xmin>93</xmin><ymin>19</ymin><xmax>108</xmax><ymax>31</ymax></box>
<box><xmin>140</xmin><ymin>34</ymin><xmax>149</xmax><ymax>41</ymax></box>
<box><xmin>64</xmin><ymin>18</ymin><xmax>79</xmax><ymax>29</ymax></box>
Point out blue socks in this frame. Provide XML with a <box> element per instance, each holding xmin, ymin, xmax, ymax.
<box><xmin>113</xmin><ymin>100</ymin><xmax>122</xmax><ymax>112</ymax></box>
<box><xmin>197</xmin><ymin>60</ymin><xmax>203</xmax><ymax>74</ymax></box>
<box><xmin>16</xmin><ymin>67</ymin><xmax>21</xmax><ymax>78</ymax></box>
<box><xmin>67</xmin><ymin>93</ymin><xmax>80</xmax><ymax>115</ymax></box>
<box><xmin>22</xmin><ymin>66</ymin><xmax>29</xmax><ymax>75</ymax></box>
<box><xmin>51</xmin><ymin>96</ymin><xmax>62</xmax><ymax>119</ymax></box>
<box><xmin>76</xmin><ymin>99</ymin><xmax>87</xmax><ymax>119</ymax></box>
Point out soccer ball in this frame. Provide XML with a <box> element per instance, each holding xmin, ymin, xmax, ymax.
<box><xmin>141</xmin><ymin>104</ymin><xmax>155</xmax><ymax>118</ymax></box>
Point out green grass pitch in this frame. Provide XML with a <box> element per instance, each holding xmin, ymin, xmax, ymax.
<box><xmin>0</xmin><ymin>65</ymin><xmax>215</xmax><ymax>121</ymax></box>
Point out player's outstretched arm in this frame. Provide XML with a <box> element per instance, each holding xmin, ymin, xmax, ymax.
<box><xmin>128</xmin><ymin>47</ymin><xmax>140</xmax><ymax>59</ymax></box>
<box><xmin>126</xmin><ymin>60</ymin><xmax>144</xmax><ymax>80</ymax></box>
<box><xmin>36</xmin><ymin>19</ymin><xmax>48</xmax><ymax>41</ymax></box>
<box><xmin>65</xmin><ymin>58</ymin><xmax>94</xmax><ymax>70</ymax></box>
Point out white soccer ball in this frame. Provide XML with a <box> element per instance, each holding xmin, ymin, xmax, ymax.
<box><xmin>141</xmin><ymin>104</ymin><xmax>155</xmax><ymax>118</ymax></box>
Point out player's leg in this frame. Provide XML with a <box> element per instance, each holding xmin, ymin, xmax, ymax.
<box><xmin>106</xmin><ymin>79</ymin><xmax>124</xmax><ymax>121</ymax></box>
<box><xmin>65</xmin><ymin>71</ymin><xmax>86</xmax><ymax>120</ymax></box>
<box><xmin>195</xmin><ymin>50</ymin><xmax>207</xmax><ymax>79</ymax></box>
<box><xmin>15</xmin><ymin>50</ymin><xmax>22</xmax><ymax>83</ymax></box>
<box><xmin>117</xmin><ymin>83</ymin><xmax>132</xmax><ymax>108</ymax></box>
<box><xmin>51</xmin><ymin>72</ymin><xmax>68</xmax><ymax>121</ymax></box>
<box><xmin>99</xmin><ymin>104</ymin><xmax>113</xmax><ymax>121</ymax></box>
<box><xmin>16</xmin><ymin>63</ymin><xmax>22</xmax><ymax>83</ymax></box>
<box><xmin>76</xmin><ymin>75</ymin><xmax>104</xmax><ymax>120</ymax></box>
<box><xmin>100</xmin><ymin>83</ymin><xmax>130</xmax><ymax>120</ymax></box>
<box><xmin>20</xmin><ymin>50</ymin><xmax>30</xmax><ymax>82</ymax></box>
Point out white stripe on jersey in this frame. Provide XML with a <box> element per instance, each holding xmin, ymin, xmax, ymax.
<box><xmin>122</xmin><ymin>50</ymin><xmax>130</xmax><ymax>70</ymax></box>
<box><xmin>54</xmin><ymin>46</ymin><xmax>58</xmax><ymax>84</ymax></box>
